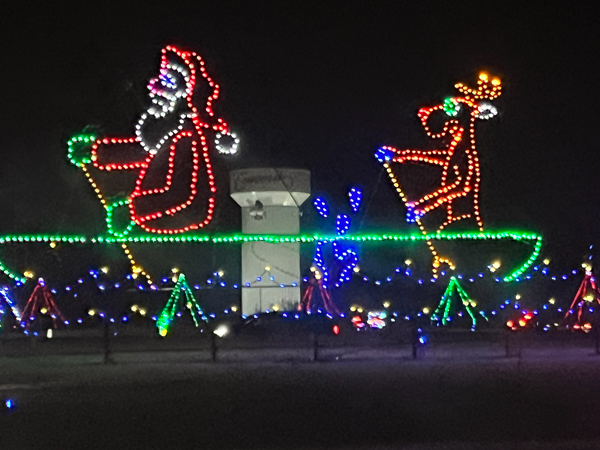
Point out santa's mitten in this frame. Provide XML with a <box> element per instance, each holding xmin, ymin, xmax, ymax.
<box><xmin>67</xmin><ymin>134</ymin><xmax>96</xmax><ymax>167</ymax></box>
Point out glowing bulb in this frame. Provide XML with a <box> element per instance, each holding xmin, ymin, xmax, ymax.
<box><xmin>272</xmin><ymin>305</ymin><xmax>280</xmax><ymax>312</ymax></box>
<box><xmin>139</xmin><ymin>308</ymin><xmax>147</xmax><ymax>317</ymax></box>
<box><xmin>217</xmin><ymin>270</ymin><xmax>224</xmax><ymax>277</ymax></box>
<box><xmin>40</xmin><ymin>307</ymin><xmax>48</xmax><ymax>314</ymax></box>
<box><xmin>172</xmin><ymin>267</ymin><xmax>179</xmax><ymax>273</ymax></box>
<box><xmin>265</xmin><ymin>266</ymin><xmax>271</xmax><ymax>272</ymax></box>
<box><xmin>88</xmin><ymin>309</ymin><xmax>96</xmax><ymax>317</ymax></box>
<box><xmin>231</xmin><ymin>306</ymin><xmax>238</xmax><ymax>312</ymax></box>
<box><xmin>383</xmin><ymin>301</ymin><xmax>391</xmax><ymax>308</ymax></box>
<box><xmin>543</xmin><ymin>259</ymin><xmax>550</xmax><ymax>265</ymax></box>
<box><xmin>159</xmin><ymin>328</ymin><xmax>168</xmax><ymax>337</ymax></box>
<box><xmin>353</xmin><ymin>266</ymin><xmax>360</xmax><ymax>273</ymax></box>
<box><xmin>131</xmin><ymin>305</ymin><xmax>139</xmax><ymax>312</ymax></box>
<box><xmin>549</xmin><ymin>298</ymin><xmax>555</xmax><ymax>305</ymax></box>
<box><xmin>213</xmin><ymin>324</ymin><xmax>229</xmax><ymax>338</ymax></box>
<box><xmin>24</xmin><ymin>271</ymin><xmax>34</xmax><ymax>279</ymax></box>
<box><xmin>422</xmin><ymin>307</ymin><xmax>430</xmax><ymax>314</ymax></box>
<box><xmin>49</xmin><ymin>242</ymin><xmax>57</xmax><ymax>249</ymax></box>
<box><xmin>405</xmin><ymin>259</ymin><xmax>412</xmax><ymax>266</ymax></box>
<box><xmin>100</xmin><ymin>267</ymin><xmax>109</xmax><ymax>274</ymax></box>
<box><xmin>515</xmin><ymin>294</ymin><xmax>521</xmax><ymax>300</ymax></box>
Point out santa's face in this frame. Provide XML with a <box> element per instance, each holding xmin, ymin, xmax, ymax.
<box><xmin>147</xmin><ymin>63</ymin><xmax>191</xmax><ymax>118</ymax></box>
<box><xmin>136</xmin><ymin>60</ymin><xmax>195</xmax><ymax>154</ymax></box>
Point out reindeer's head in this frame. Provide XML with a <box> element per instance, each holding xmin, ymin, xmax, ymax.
<box><xmin>447</xmin><ymin>72</ymin><xmax>501</xmax><ymax>119</ymax></box>
<box><xmin>418</xmin><ymin>72</ymin><xmax>502</xmax><ymax>138</ymax></box>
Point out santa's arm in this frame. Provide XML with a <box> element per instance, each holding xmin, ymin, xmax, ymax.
<box><xmin>91</xmin><ymin>137</ymin><xmax>150</xmax><ymax>171</ymax></box>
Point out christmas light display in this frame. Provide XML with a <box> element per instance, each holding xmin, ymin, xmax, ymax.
<box><xmin>215</xmin><ymin>131</ymin><xmax>240</xmax><ymax>155</ymax></box>
<box><xmin>299</xmin><ymin>267</ymin><xmax>340</xmax><ymax>315</ymax></box>
<box><xmin>0</xmin><ymin>231</ymin><xmax>542</xmax><ymax>285</ymax></box>
<box><xmin>0</xmin><ymin>288</ymin><xmax>21</xmax><ymax>333</ymax></box>
<box><xmin>316</xmin><ymin>188</ymin><xmax>361</xmax><ymax>289</ymax></box>
<box><xmin>68</xmin><ymin>45</ymin><xmax>238</xmax><ymax>236</ymax></box>
<box><xmin>21</xmin><ymin>279</ymin><xmax>65</xmax><ymax>328</ymax></box>
<box><xmin>376</xmin><ymin>72</ymin><xmax>503</xmax><ymax>276</ymax></box>
<box><xmin>431</xmin><ymin>276</ymin><xmax>486</xmax><ymax>329</ymax></box>
<box><xmin>156</xmin><ymin>273</ymin><xmax>207</xmax><ymax>336</ymax></box>
<box><xmin>348</xmin><ymin>188</ymin><xmax>363</xmax><ymax>213</ymax></box>
<box><xmin>367</xmin><ymin>310</ymin><xmax>387</xmax><ymax>329</ymax></box>
<box><xmin>313</xmin><ymin>197</ymin><xmax>329</xmax><ymax>218</ymax></box>
<box><xmin>563</xmin><ymin>263</ymin><xmax>600</xmax><ymax>330</ymax></box>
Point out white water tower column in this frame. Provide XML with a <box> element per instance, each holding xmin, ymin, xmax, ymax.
<box><xmin>230</xmin><ymin>168</ymin><xmax>310</xmax><ymax>316</ymax></box>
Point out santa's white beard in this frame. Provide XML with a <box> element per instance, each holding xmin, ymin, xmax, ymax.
<box><xmin>137</xmin><ymin>106</ymin><xmax>191</xmax><ymax>152</ymax></box>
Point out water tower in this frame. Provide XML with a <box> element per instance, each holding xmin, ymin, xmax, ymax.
<box><xmin>230</xmin><ymin>168</ymin><xmax>310</xmax><ymax>316</ymax></box>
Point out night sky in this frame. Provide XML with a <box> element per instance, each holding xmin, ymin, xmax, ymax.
<box><xmin>0</xmin><ymin>2</ymin><xmax>598</xmax><ymax>270</ymax></box>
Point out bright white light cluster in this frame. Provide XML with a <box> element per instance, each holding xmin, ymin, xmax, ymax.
<box><xmin>476</xmin><ymin>103</ymin><xmax>498</xmax><ymax>120</ymax></box>
<box><xmin>215</xmin><ymin>131</ymin><xmax>240</xmax><ymax>155</ymax></box>
<box><xmin>135</xmin><ymin>62</ymin><xmax>194</xmax><ymax>155</ymax></box>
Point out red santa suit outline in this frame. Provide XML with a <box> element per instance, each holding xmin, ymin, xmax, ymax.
<box><xmin>90</xmin><ymin>45</ymin><xmax>230</xmax><ymax>234</ymax></box>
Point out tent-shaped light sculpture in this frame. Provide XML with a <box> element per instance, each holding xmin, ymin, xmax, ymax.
<box><xmin>563</xmin><ymin>263</ymin><xmax>600</xmax><ymax>331</ymax></box>
<box><xmin>157</xmin><ymin>273</ymin><xmax>207</xmax><ymax>336</ymax></box>
<box><xmin>21</xmin><ymin>278</ymin><xmax>65</xmax><ymax>328</ymax></box>
<box><xmin>0</xmin><ymin>287</ymin><xmax>22</xmax><ymax>333</ymax></box>
<box><xmin>299</xmin><ymin>266</ymin><xmax>340</xmax><ymax>315</ymax></box>
<box><xmin>431</xmin><ymin>276</ymin><xmax>486</xmax><ymax>330</ymax></box>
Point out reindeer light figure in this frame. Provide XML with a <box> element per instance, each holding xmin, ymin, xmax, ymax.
<box><xmin>375</xmin><ymin>72</ymin><xmax>502</xmax><ymax>276</ymax></box>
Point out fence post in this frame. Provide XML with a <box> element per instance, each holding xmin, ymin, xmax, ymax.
<box><xmin>103</xmin><ymin>320</ymin><xmax>113</xmax><ymax>364</ymax></box>
<box><xmin>210</xmin><ymin>329</ymin><xmax>218</xmax><ymax>363</ymax></box>
<box><xmin>411</xmin><ymin>327</ymin><xmax>419</xmax><ymax>360</ymax></box>
<box><xmin>311</xmin><ymin>333</ymin><xmax>319</xmax><ymax>362</ymax></box>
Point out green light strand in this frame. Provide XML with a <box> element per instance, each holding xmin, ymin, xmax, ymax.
<box><xmin>67</xmin><ymin>134</ymin><xmax>96</xmax><ymax>166</ymax></box>
<box><xmin>156</xmin><ymin>273</ymin><xmax>207</xmax><ymax>337</ymax></box>
<box><xmin>105</xmin><ymin>199</ymin><xmax>136</xmax><ymax>238</ymax></box>
<box><xmin>0</xmin><ymin>231</ymin><xmax>542</xmax><ymax>285</ymax></box>
<box><xmin>432</xmin><ymin>277</ymin><xmax>479</xmax><ymax>329</ymax></box>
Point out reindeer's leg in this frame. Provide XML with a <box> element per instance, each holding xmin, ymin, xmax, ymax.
<box><xmin>416</xmin><ymin>207</ymin><xmax>458</xmax><ymax>278</ymax></box>
<box><xmin>410</xmin><ymin>164</ymin><xmax>472</xmax><ymax>218</ymax></box>
<box><xmin>439</xmin><ymin>203</ymin><xmax>472</xmax><ymax>231</ymax></box>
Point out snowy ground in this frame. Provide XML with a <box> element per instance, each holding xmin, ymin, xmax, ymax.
<box><xmin>2</xmin><ymin>339</ymin><xmax>600</xmax><ymax>449</ymax></box>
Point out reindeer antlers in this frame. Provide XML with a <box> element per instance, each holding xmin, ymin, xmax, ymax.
<box><xmin>455</xmin><ymin>72</ymin><xmax>502</xmax><ymax>100</ymax></box>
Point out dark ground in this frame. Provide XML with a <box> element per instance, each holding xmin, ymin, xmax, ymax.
<box><xmin>2</xmin><ymin>335</ymin><xmax>600</xmax><ymax>449</ymax></box>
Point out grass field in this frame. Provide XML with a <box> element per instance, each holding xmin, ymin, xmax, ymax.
<box><xmin>2</xmin><ymin>335</ymin><xmax>600</xmax><ymax>449</ymax></box>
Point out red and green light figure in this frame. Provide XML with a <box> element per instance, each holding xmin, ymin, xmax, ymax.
<box><xmin>156</xmin><ymin>273</ymin><xmax>207</xmax><ymax>337</ymax></box>
<box><xmin>375</xmin><ymin>72</ymin><xmax>502</xmax><ymax>277</ymax></box>
<box><xmin>67</xmin><ymin>45</ymin><xmax>236</xmax><ymax>237</ymax></box>
<box><xmin>431</xmin><ymin>276</ymin><xmax>487</xmax><ymax>330</ymax></box>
